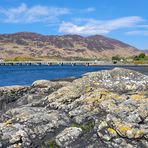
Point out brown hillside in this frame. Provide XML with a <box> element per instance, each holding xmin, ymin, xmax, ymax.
<box><xmin>0</xmin><ymin>32</ymin><xmax>139</xmax><ymax>60</ymax></box>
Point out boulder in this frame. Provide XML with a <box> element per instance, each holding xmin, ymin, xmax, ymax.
<box><xmin>55</xmin><ymin>127</ymin><xmax>82</xmax><ymax>147</ymax></box>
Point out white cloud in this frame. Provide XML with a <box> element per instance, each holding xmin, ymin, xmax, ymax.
<box><xmin>0</xmin><ymin>3</ymin><xmax>70</xmax><ymax>23</ymax></box>
<box><xmin>59</xmin><ymin>16</ymin><xmax>144</xmax><ymax>35</ymax></box>
<box><xmin>72</xmin><ymin>18</ymin><xmax>102</xmax><ymax>25</ymax></box>
<box><xmin>59</xmin><ymin>22</ymin><xmax>109</xmax><ymax>35</ymax></box>
<box><xmin>126</xmin><ymin>30</ymin><xmax>148</xmax><ymax>36</ymax></box>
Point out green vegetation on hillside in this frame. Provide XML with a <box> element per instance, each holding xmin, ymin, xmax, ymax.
<box><xmin>133</xmin><ymin>53</ymin><xmax>148</xmax><ymax>64</ymax></box>
<box><xmin>112</xmin><ymin>55</ymin><xmax>121</xmax><ymax>61</ymax></box>
<box><xmin>111</xmin><ymin>55</ymin><xmax>125</xmax><ymax>64</ymax></box>
<box><xmin>4</xmin><ymin>56</ymin><xmax>41</xmax><ymax>62</ymax></box>
<box><xmin>2</xmin><ymin>52</ymin><xmax>148</xmax><ymax>65</ymax></box>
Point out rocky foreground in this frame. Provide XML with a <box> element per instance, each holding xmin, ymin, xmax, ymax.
<box><xmin>0</xmin><ymin>68</ymin><xmax>148</xmax><ymax>148</ymax></box>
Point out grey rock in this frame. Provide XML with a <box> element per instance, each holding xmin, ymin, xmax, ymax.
<box><xmin>56</xmin><ymin>127</ymin><xmax>82</xmax><ymax>147</ymax></box>
<box><xmin>0</xmin><ymin>68</ymin><xmax>147</xmax><ymax>148</ymax></box>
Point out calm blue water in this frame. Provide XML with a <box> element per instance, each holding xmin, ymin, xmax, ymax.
<box><xmin>0</xmin><ymin>65</ymin><xmax>147</xmax><ymax>86</ymax></box>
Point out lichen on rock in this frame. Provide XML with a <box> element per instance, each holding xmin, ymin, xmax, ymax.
<box><xmin>0</xmin><ymin>68</ymin><xmax>148</xmax><ymax>148</ymax></box>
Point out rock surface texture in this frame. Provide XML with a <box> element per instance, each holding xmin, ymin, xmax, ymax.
<box><xmin>0</xmin><ymin>68</ymin><xmax>148</xmax><ymax>148</ymax></box>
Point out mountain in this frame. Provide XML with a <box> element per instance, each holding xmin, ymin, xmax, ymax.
<box><xmin>142</xmin><ymin>49</ymin><xmax>148</xmax><ymax>54</ymax></box>
<box><xmin>0</xmin><ymin>32</ymin><xmax>139</xmax><ymax>60</ymax></box>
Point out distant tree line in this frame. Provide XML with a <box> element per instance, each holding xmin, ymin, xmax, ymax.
<box><xmin>112</xmin><ymin>55</ymin><xmax>121</xmax><ymax>61</ymax></box>
<box><xmin>134</xmin><ymin>53</ymin><xmax>146</xmax><ymax>61</ymax></box>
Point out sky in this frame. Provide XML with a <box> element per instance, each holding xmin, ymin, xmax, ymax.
<box><xmin>0</xmin><ymin>0</ymin><xmax>148</xmax><ymax>49</ymax></box>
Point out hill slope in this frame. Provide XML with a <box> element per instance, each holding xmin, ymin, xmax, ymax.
<box><xmin>0</xmin><ymin>32</ymin><xmax>139</xmax><ymax>60</ymax></box>
<box><xmin>142</xmin><ymin>49</ymin><xmax>148</xmax><ymax>54</ymax></box>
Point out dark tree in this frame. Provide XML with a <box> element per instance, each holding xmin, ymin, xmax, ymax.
<box><xmin>139</xmin><ymin>53</ymin><xmax>145</xmax><ymax>59</ymax></box>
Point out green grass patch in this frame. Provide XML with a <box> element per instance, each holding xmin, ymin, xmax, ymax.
<box><xmin>48</xmin><ymin>139</ymin><xmax>57</xmax><ymax>148</ymax></box>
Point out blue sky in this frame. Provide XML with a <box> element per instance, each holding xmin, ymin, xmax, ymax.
<box><xmin>0</xmin><ymin>0</ymin><xmax>148</xmax><ymax>49</ymax></box>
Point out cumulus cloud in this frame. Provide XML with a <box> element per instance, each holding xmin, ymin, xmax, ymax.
<box><xmin>125</xmin><ymin>30</ymin><xmax>148</xmax><ymax>36</ymax></box>
<box><xmin>59</xmin><ymin>16</ymin><xmax>144</xmax><ymax>35</ymax></box>
<box><xmin>0</xmin><ymin>3</ymin><xmax>70</xmax><ymax>23</ymax></box>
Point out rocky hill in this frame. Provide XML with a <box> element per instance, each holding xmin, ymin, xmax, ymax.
<box><xmin>0</xmin><ymin>68</ymin><xmax>148</xmax><ymax>147</ymax></box>
<box><xmin>0</xmin><ymin>32</ymin><xmax>139</xmax><ymax>60</ymax></box>
<box><xmin>142</xmin><ymin>49</ymin><xmax>148</xmax><ymax>54</ymax></box>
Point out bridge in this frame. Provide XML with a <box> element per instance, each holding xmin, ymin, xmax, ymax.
<box><xmin>0</xmin><ymin>61</ymin><xmax>105</xmax><ymax>66</ymax></box>
<box><xmin>0</xmin><ymin>61</ymin><xmax>148</xmax><ymax>67</ymax></box>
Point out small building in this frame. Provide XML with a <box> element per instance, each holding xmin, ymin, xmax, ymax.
<box><xmin>0</xmin><ymin>59</ymin><xmax>4</xmax><ymax>63</ymax></box>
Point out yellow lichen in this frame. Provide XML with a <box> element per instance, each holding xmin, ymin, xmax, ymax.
<box><xmin>125</xmin><ymin>128</ymin><xmax>145</xmax><ymax>138</ymax></box>
<box><xmin>93</xmin><ymin>82</ymin><xmax>98</xmax><ymax>85</ymax></box>
<box><xmin>85</xmin><ymin>84</ymin><xmax>90</xmax><ymax>88</ymax></box>
<box><xmin>85</xmin><ymin>96</ymin><xmax>101</xmax><ymax>106</ymax></box>
<box><xmin>85</xmin><ymin>87</ymin><xmax>92</xmax><ymax>93</ymax></box>
<box><xmin>115</xmin><ymin>122</ymin><xmax>131</xmax><ymax>135</ymax></box>
<box><xmin>14</xmin><ymin>144</ymin><xmax>21</xmax><ymax>148</ymax></box>
<box><xmin>100</xmin><ymin>91</ymin><xmax>109</xmax><ymax>95</ymax></box>
<box><xmin>107</xmin><ymin>128</ymin><xmax>117</xmax><ymax>134</ymax></box>
<box><xmin>138</xmin><ymin>91</ymin><xmax>145</xmax><ymax>96</ymax></box>
<box><xmin>111</xmin><ymin>94</ymin><xmax>122</xmax><ymax>100</ymax></box>
<box><xmin>131</xmin><ymin>94</ymin><xmax>144</xmax><ymax>100</ymax></box>
<box><xmin>84</xmin><ymin>105</ymin><xmax>92</xmax><ymax>111</ymax></box>
<box><xmin>134</xmin><ymin>129</ymin><xmax>145</xmax><ymax>138</ymax></box>
<box><xmin>118</xmin><ymin>126</ymin><xmax>131</xmax><ymax>133</ymax></box>
<box><xmin>107</xmin><ymin>128</ymin><xmax>117</xmax><ymax>137</ymax></box>
<box><xmin>115</xmin><ymin>121</ymin><xmax>146</xmax><ymax>138</ymax></box>
<box><xmin>4</xmin><ymin>120</ymin><xmax>13</xmax><ymax>127</ymax></box>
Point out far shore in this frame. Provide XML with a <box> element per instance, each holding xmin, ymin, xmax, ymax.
<box><xmin>0</xmin><ymin>60</ymin><xmax>148</xmax><ymax>66</ymax></box>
